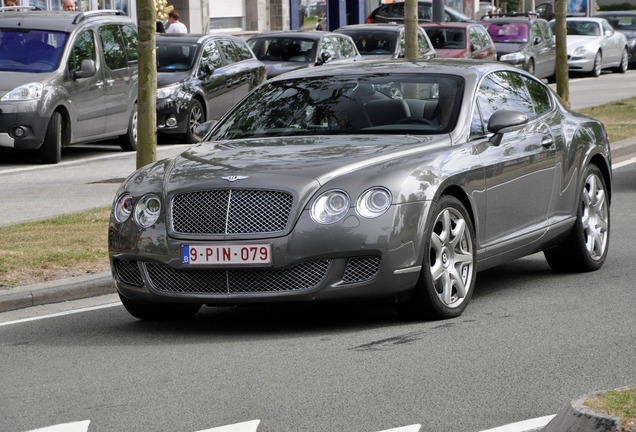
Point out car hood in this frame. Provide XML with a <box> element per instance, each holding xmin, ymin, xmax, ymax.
<box><xmin>566</xmin><ymin>36</ymin><xmax>600</xmax><ymax>50</ymax></box>
<box><xmin>493</xmin><ymin>42</ymin><xmax>527</xmax><ymax>55</ymax></box>
<box><xmin>157</xmin><ymin>71</ymin><xmax>190</xmax><ymax>87</ymax></box>
<box><xmin>262</xmin><ymin>61</ymin><xmax>311</xmax><ymax>78</ymax></box>
<box><xmin>157</xmin><ymin>134</ymin><xmax>450</xmax><ymax>193</ymax></box>
<box><xmin>0</xmin><ymin>70</ymin><xmax>56</xmax><ymax>94</ymax></box>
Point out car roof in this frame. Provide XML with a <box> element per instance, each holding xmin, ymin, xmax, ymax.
<box><xmin>248</xmin><ymin>31</ymin><xmax>335</xmax><ymax>41</ymax></box>
<box><xmin>337</xmin><ymin>23</ymin><xmax>405</xmax><ymax>32</ymax></box>
<box><xmin>156</xmin><ymin>33</ymin><xmax>246</xmax><ymax>45</ymax></box>
<box><xmin>564</xmin><ymin>17</ymin><xmax>606</xmax><ymax>22</ymax></box>
<box><xmin>595</xmin><ymin>11</ymin><xmax>636</xmax><ymax>16</ymax></box>
<box><xmin>0</xmin><ymin>10</ymin><xmax>134</xmax><ymax>32</ymax></box>
<box><xmin>267</xmin><ymin>58</ymin><xmax>516</xmax><ymax>82</ymax></box>
<box><xmin>484</xmin><ymin>16</ymin><xmax>545</xmax><ymax>24</ymax></box>
<box><xmin>422</xmin><ymin>22</ymin><xmax>479</xmax><ymax>28</ymax></box>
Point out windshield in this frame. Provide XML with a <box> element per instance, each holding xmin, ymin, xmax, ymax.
<box><xmin>247</xmin><ymin>38</ymin><xmax>318</xmax><ymax>63</ymax></box>
<box><xmin>339</xmin><ymin>30</ymin><xmax>399</xmax><ymax>55</ymax></box>
<box><xmin>602</xmin><ymin>14</ymin><xmax>636</xmax><ymax>31</ymax></box>
<box><xmin>209</xmin><ymin>74</ymin><xmax>464</xmax><ymax>140</ymax></box>
<box><xmin>0</xmin><ymin>29</ymin><xmax>68</xmax><ymax>72</ymax></box>
<box><xmin>565</xmin><ymin>21</ymin><xmax>602</xmax><ymax>36</ymax></box>
<box><xmin>156</xmin><ymin>42</ymin><xmax>198</xmax><ymax>72</ymax></box>
<box><xmin>487</xmin><ymin>22</ymin><xmax>529</xmax><ymax>43</ymax></box>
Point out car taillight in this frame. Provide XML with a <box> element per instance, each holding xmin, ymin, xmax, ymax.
<box><xmin>366</xmin><ymin>17</ymin><xmax>375</xmax><ymax>23</ymax></box>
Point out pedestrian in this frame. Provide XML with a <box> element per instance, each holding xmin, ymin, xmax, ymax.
<box><xmin>156</xmin><ymin>20</ymin><xmax>165</xmax><ymax>33</ymax></box>
<box><xmin>165</xmin><ymin>10</ymin><xmax>187</xmax><ymax>33</ymax></box>
<box><xmin>61</xmin><ymin>0</ymin><xmax>76</xmax><ymax>11</ymax></box>
<box><xmin>4</xmin><ymin>0</ymin><xmax>19</xmax><ymax>10</ymax></box>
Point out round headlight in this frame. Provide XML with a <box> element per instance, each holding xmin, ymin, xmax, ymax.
<box><xmin>134</xmin><ymin>194</ymin><xmax>162</xmax><ymax>228</ymax></box>
<box><xmin>311</xmin><ymin>190</ymin><xmax>350</xmax><ymax>224</ymax></box>
<box><xmin>357</xmin><ymin>187</ymin><xmax>392</xmax><ymax>218</ymax></box>
<box><xmin>113</xmin><ymin>193</ymin><xmax>133</xmax><ymax>223</ymax></box>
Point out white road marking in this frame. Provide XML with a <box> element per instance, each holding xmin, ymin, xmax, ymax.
<box><xmin>614</xmin><ymin>156</ymin><xmax>636</xmax><ymax>169</ymax></box>
<box><xmin>478</xmin><ymin>414</ymin><xmax>556</xmax><ymax>432</ymax></box>
<box><xmin>0</xmin><ymin>302</ymin><xmax>121</xmax><ymax>327</ymax></box>
<box><xmin>25</xmin><ymin>420</ymin><xmax>90</xmax><ymax>432</ymax></box>
<box><xmin>195</xmin><ymin>420</ymin><xmax>260</xmax><ymax>432</ymax></box>
<box><xmin>377</xmin><ymin>425</ymin><xmax>421</xmax><ymax>432</ymax></box>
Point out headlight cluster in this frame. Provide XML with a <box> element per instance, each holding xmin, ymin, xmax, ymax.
<box><xmin>311</xmin><ymin>187</ymin><xmax>392</xmax><ymax>224</ymax></box>
<box><xmin>156</xmin><ymin>83</ymin><xmax>180</xmax><ymax>99</ymax></box>
<box><xmin>1</xmin><ymin>83</ymin><xmax>43</xmax><ymax>101</ymax></box>
<box><xmin>500</xmin><ymin>52</ymin><xmax>527</xmax><ymax>63</ymax></box>
<box><xmin>114</xmin><ymin>193</ymin><xmax>162</xmax><ymax>228</ymax></box>
<box><xmin>572</xmin><ymin>46</ymin><xmax>590</xmax><ymax>56</ymax></box>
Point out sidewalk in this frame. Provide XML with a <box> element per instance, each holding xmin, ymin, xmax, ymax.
<box><xmin>1</xmin><ymin>136</ymin><xmax>635</xmax><ymax>315</ymax></box>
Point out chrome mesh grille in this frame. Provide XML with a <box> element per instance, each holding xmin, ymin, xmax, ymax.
<box><xmin>172</xmin><ymin>189</ymin><xmax>294</xmax><ymax>235</ymax></box>
<box><xmin>145</xmin><ymin>260</ymin><xmax>331</xmax><ymax>294</ymax></box>
<box><xmin>342</xmin><ymin>256</ymin><xmax>381</xmax><ymax>284</ymax></box>
<box><xmin>114</xmin><ymin>259</ymin><xmax>143</xmax><ymax>287</ymax></box>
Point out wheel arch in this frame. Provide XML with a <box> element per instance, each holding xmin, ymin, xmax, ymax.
<box><xmin>435</xmin><ymin>184</ymin><xmax>476</xmax><ymax>229</ymax></box>
<box><xmin>589</xmin><ymin>152</ymin><xmax>612</xmax><ymax>204</ymax></box>
<box><xmin>54</xmin><ymin>105</ymin><xmax>72</xmax><ymax>147</ymax></box>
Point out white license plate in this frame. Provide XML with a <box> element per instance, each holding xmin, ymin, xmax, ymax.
<box><xmin>181</xmin><ymin>243</ymin><xmax>272</xmax><ymax>266</ymax></box>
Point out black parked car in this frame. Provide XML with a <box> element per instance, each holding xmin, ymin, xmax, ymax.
<box><xmin>483</xmin><ymin>14</ymin><xmax>557</xmax><ymax>82</ymax></box>
<box><xmin>595</xmin><ymin>11</ymin><xmax>636</xmax><ymax>68</ymax></box>
<box><xmin>366</xmin><ymin>0</ymin><xmax>474</xmax><ymax>24</ymax></box>
<box><xmin>156</xmin><ymin>34</ymin><xmax>266</xmax><ymax>143</ymax></box>
<box><xmin>247</xmin><ymin>31</ymin><xmax>362</xmax><ymax>79</ymax></box>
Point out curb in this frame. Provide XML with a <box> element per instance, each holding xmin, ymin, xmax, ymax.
<box><xmin>542</xmin><ymin>389</ymin><xmax>625</xmax><ymax>432</ymax></box>
<box><xmin>0</xmin><ymin>273</ymin><xmax>115</xmax><ymax>314</ymax></box>
<box><xmin>611</xmin><ymin>136</ymin><xmax>636</xmax><ymax>163</ymax></box>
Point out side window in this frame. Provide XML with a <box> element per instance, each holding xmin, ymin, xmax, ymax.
<box><xmin>218</xmin><ymin>39</ymin><xmax>251</xmax><ymax>64</ymax></box>
<box><xmin>99</xmin><ymin>24</ymin><xmax>127</xmax><ymax>70</ymax></box>
<box><xmin>319</xmin><ymin>37</ymin><xmax>337</xmax><ymax>60</ymax></box>
<box><xmin>470</xmin><ymin>100</ymin><xmax>485</xmax><ymax>136</ymax></box>
<box><xmin>232</xmin><ymin>40</ymin><xmax>254</xmax><ymax>61</ymax></box>
<box><xmin>200</xmin><ymin>40</ymin><xmax>223</xmax><ymax>73</ymax></box>
<box><xmin>475</xmin><ymin>25</ymin><xmax>492</xmax><ymax>49</ymax></box>
<box><xmin>531</xmin><ymin>22</ymin><xmax>543</xmax><ymax>42</ymax></box>
<box><xmin>525</xmin><ymin>77</ymin><xmax>552</xmax><ymax>115</ymax></box>
<box><xmin>121</xmin><ymin>24</ymin><xmax>138</xmax><ymax>63</ymax></box>
<box><xmin>416</xmin><ymin>29</ymin><xmax>431</xmax><ymax>57</ymax></box>
<box><xmin>469</xmin><ymin>27</ymin><xmax>482</xmax><ymax>50</ymax></box>
<box><xmin>68</xmin><ymin>30</ymin><xmax>96</xmax><ymax>73</ymax></box>
<box><xmin>476</xmin><ymin>71</ymin><xmax>537</xmax><ymax>125</ymax></box>
<box><xmin>332</xmin><ymin>35</ymin><xmax>357</xmax><ymax>59</ymax></box>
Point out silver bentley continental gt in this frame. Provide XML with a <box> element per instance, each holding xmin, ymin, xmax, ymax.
<box><xmin>108</xmin><ymin>59</ymin><xmax>611</xmax><ymax>321</ymax></box>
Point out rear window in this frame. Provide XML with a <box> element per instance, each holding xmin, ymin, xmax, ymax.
<box><xmin>487</xmin><ymin>22</ymin><xmax>529</xmax><ymax>43</ymax></box>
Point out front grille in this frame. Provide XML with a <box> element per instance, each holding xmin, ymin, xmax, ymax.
<box><xmin>342</xmin><ymin>256</ymin><xmax>381</xmax><ymax>284</ymax></box>
<box><xmin>114</xmin><ymin>259</ymin><xmax>143</xmax><ymax>287</ymax></box>
<box><xmin>145</xmin><ymin>260</ymin><xmax>331</xmax><ymax>294</ymax></box>
<box><xmin>172</xmin><ymin>189</ymin><xmax>294</xmax><ymax>235</ymax></box>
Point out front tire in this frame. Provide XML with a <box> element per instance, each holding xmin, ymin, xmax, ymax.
<box><xmin>544</xmin><ymin>164</ymin><xmax>609</xmax><ymax>273</ymax></box>
<box><xmin>183</xmin><ymin>99</ymin><xmax>204</xmax><ymax>143</ymax></box>
<box><xmin>40</xmin><ymin>111</ymin><xmax>63</xmax><ymax>164</ymax></box>
<box><xmin>613</xmin><ymin>48</ymin><xmax>628</xmax><ymax>73</ymax></box>
<box><xmin>119</xmin><ymin>294</ymin><xmax>202</xmax><ymax>321</ymax></box>
<box><xmin>395</xmin><ymin>196</ymin><xmax>476</xmax><ymax>320</ymax></box>
<box><xmin>590</xmin><ymin>51</ymin><xmax>602</xmax><ymax>77</ymax></box>
<box><xmin>118</xmin><ymin>103</ymin><xmax>138</xmax><ymax>151</ymax></box>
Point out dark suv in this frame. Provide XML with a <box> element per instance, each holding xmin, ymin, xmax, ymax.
<box><xmin>0</xmin><ymin>10</ymin><xmax>138</xmax><ymax>163</ymax></box>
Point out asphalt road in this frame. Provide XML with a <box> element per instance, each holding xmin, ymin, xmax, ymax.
<box><xmin>0</xmin><ymin>160</ymin><xmax>635</xmax><ymax>432</ymax></box>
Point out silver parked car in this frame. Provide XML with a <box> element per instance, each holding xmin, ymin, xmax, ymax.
<box><xmin>109</xmin><ymin>59</ymin><xmax>611</xmax><ymax>321</ymax></box>
<box><xmin>551</xmin><ymin>17</ymin><xmax>629</xmax><ymax>77</ymax></box>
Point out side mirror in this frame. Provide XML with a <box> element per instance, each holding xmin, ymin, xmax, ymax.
<box><xmin>487</xmin><ymin>110</ymin><xmax>528</xmax><ymax>146</ymax></box>
<box><xmin>533</xmin><ymin>37</ymin><xmax>542</xmax><ymax>45</ymax></box>
<box><xmin>316</xmin><ymin>51</ymin><xmax>332</xmax><ymax>65</ymax></box>
<box><xmin>196</xmin><ymin>120</ymin><xmax>218</xmax><ymax>141</ymax></box>
<box><xmin>204</xmin><ymin>64</ymin><xmax>215</xmax><ymax>76</ymax></box>
<box><xmin>73</xmin><ymin>59</ymin><xmax>96</xmax><ymax>79</ymax></box>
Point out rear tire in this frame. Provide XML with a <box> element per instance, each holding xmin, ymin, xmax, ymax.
<box><xmin>118</xmin><ymin>103</ymin><xmax>138</xmax><ymax>151</ymax></box>
<box><xmin>613</xmin><ymin>48</ymin><xmax>628</xmax><ymax>73</ymax></box>
<box><xmin>395</xmin><ymin>195</ymin><xmax>476</xmax><ymax>320</ymax></box>
<box><xmin>40</xmin><ymin>111</ymin><xmax>63</xmax><ymax>164</ymax></box>
<box><xmin>119</xmin><ymin>293</ymin><xmax>201</xmax><ymax>321</ymax></box>
<box><xmin>544</xmin><ymin>164</ymin><xmax>609</xmax><ymax>273</ymax></box>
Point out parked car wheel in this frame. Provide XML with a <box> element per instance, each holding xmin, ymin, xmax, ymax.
<box><xmin>613</xmin><ymin>47</ymin><xmax>628</xmax><ymax>73</ymax></box>
<box><xmin>395</xmin><ymin>195</ymin><xmax>476</xmax><ymax>320</ymax></box>
<box><xmin>184</xmin><ymin>99</ymin><xmax>204</xmax><ymax>143</ymax></box>
<box><xmin>590</xmin><ymin>51</ymin><xmax>602</xmax><ymax>77</ymax></box>
<box><xmin>40</xmin><ymin>111</ymin><xmax>63</xmax><ymax>164</ymax></box>
<box><xmin>119</xmin><ymin>294</ymin><xmax>202</xmax><ymax>320</ymax></box>
<box><xmin>526</xmin><ymin>58</ymin><xmax>535</xmax><ymax>75</ymax></box>
<box><xmin>544</xmin><ymin>164</ymin><xmax>609</xmax><ymax>273</ymax></box>
<box><xmin>118</xmin><ymin>104</ymin><xmax>138</xmax><ymax>151</ymax></box>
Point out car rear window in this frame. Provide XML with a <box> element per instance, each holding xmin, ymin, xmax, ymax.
<box><xmin>487</xmin><ymin>22</ymin><xmax>529</xmax><ymax>43</ymax></box>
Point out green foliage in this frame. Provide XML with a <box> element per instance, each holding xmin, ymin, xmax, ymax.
<box><xmin>598</xmin><ymin>3</ymin><xmax>636</xmax><ymax>11</ymax></box>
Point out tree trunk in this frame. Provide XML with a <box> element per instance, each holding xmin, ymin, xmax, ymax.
<box><xmin>404</xmin><ymin>0</ymin><xmax>418</xmax><ymax>60</ymax></box>
<box><xmin>136</xmin><ymin>0</ymin><xmax>158</xmax><ymax>169</ymax></box>
<box><xmin>554</xmin><ymin>0</ymin><xmax>570</xmax><ymax>107</ymax></box>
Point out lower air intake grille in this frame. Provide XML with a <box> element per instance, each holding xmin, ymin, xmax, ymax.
<box><xmin>145</xmin><ymin>260</ymin><xmax>331</xmax><ymax>294</ymax></box>
<box><xmin>342</xmin><ymin>256</ymin><xmax>381</xmax><ymax>284</ymax></box>
<box><xmin>114</xmin><ymin>260</ymin><xmax>143</xmax><ymax>287</ymax></box>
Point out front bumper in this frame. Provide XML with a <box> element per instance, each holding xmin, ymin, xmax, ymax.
<box><xmin>566</xmin><ymin>54</ymin><xmax>596</xmax><ymax>72</ymax></box>
<box><xmin>109</xmin><ymin>201</ymin><xmax>430</xmax><ymax>305</ymax></box>
<box><xmin>0</xmin><ymin>101</ymin><xmax>48</xmax><ymax>150</ymax></box>
<box><xmin>156</xmin><ymin>96</ymin><xmax>189</xmax><ymax>135</ymax></box>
